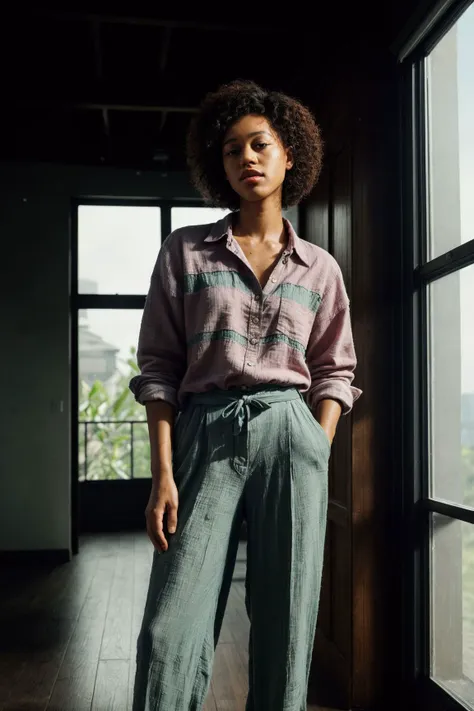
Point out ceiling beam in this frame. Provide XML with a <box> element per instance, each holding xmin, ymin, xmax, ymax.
<box><xmin>7</xmin><ymin>76</ymin><xmax>202</xmax><ymax>113</ymax></box>
<box><xmin>13</xmin><ymin>98</ymin><xmax>198</xmax><ymax>113</ymax></box>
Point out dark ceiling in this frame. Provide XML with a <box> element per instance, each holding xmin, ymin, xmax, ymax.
<box><xmin>1</xmin><ymin>3</ymin><xmax>417</xmax><ymax>171</ymax></box>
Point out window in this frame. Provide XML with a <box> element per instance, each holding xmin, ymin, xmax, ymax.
<box><xmin>425</xmin><ymin>7</ymin><xmax>474</xmax><ymax>700</ymax></box>
<box><xmin>404</xmin><ymin>2</ymin><xmax>474</xmax><ymax>708</ymax></box>
<box><xmin>77</xmin><ymin>204</ymin><xmax>162</xmax><ymax>481</ymax></box>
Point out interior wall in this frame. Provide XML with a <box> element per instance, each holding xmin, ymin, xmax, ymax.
<box><xmin>0</xmin><ymin>162</ymin><xmax>195</xmax><ymax>554</ymax></box>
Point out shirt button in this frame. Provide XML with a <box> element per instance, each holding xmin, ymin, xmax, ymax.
<box><xmin>247</xmin><ymin>361</ymin><xmax>254</xmax><ymax>367</ymax></box>
<box><xmin>250</xmin><ymin>338</ymin><xmax>258</xmax><ymax>345</ymax></box>
<box><xmin>252</xmin><ymin>317</ymin><xmax>259</xmax><ymax>324</ymax></box>
<box><xmin>271</xmin><ymin>277</ymin><xmax>276</xmax><ymax>283</ymax></box>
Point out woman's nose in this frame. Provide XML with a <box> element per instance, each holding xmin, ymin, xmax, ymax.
<box><xmin>240</xmin><ymin>145</ymin><xmax>256</xmax><ymax>166</ymax></box>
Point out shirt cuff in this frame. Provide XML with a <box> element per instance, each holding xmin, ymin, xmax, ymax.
<box><xmin>129</xmin><ymin>376</ymin><xmax>178</xmax><ymax>409</ymax></box>
<box><xmin>308</xmin><ymin>380</ymin><xmax>363</xmax><ymax>416</ymax></box>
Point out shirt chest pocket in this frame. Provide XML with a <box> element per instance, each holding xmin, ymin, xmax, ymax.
<box><xmin>274</xmin><ymin>298</ymin><xmax>314</xmax><ymax>354</ymax></box>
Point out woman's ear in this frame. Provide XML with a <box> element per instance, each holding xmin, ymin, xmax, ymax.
<box><xmin>286</xmin><ymin>147</ymin><xmax>294</xmax><ymax>171</ymax></box>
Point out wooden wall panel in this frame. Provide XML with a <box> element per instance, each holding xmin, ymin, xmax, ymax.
<box><xmin>333</xmin><ymin>518</ymin><xmax>352</xmax><ymax>662</ymax></box>
<box><xmin>350</xmin><ymin>67</ymin><xmax>400</xmax><ymax>709</ymax></box>
<box><xmin>310</xmin><ymin>521</ymin><xmax>351</xmax><ymax>711</ymax></box>
<box><xmin>332</xmin><ymin>148</ymin><xmax>353</xmax><ymax>295</ymax></box>
<box><xmin>332</xmin><ymin>146</ymin><xmax>353</xmax><ymax>508</ymax></box>
<box><xmin>301</xmin><ymin>165</ymin><xmax>330</xmax><ymax>250</ymax></box>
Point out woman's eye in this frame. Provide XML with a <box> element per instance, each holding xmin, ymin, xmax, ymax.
<box><xmin>224</xmin><ymin>142</ymin><xmax>269</xmax><ymax>157</ymax></box>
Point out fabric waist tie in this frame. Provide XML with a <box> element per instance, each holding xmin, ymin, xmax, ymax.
<box><xmin>187</xmin><ymin>386</ymin><xmax>303</xmax><ymax>435</ymax></box>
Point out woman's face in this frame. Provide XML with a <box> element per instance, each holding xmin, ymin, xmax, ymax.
<box><xmin>222</xmin><ymin>114</ymin><xmax>293</xmax><ymax>206</ymax></box>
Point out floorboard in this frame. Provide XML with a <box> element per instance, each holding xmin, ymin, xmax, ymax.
<box><xmin>0</xmin><ymin>532</ymin><xmax>340</xmax><ymax>711</ymax></box>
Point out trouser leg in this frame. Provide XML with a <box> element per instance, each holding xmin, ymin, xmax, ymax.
<box><xmin>244</xmin><ymin>397</ymin><xmax>330</xmax><ymax>711</ymax></box>
<box><xmin>132</xmin><ymin>403</ymin><xmax>245</xmax><ymax>711</ymax></box>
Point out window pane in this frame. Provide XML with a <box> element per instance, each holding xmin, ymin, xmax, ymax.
<box><xmin>171</xmin><ymin>206</ymin><xmax>228</xmax><ymax>231</ymax></box>
<box><xmin>425</xmin><ymin>4</ymin><xmax>474</xmax><ymax>260</ymax></box>
<box><xmin>429</xmin><ymin>264</ymin><xmax>474</xmax><ymax>505</ymax></box>
<box><xmin>78</xmin><ymin>205</ymin><xmax>161</xmax><ymax>295</ymax></box>
<box><xmin>80</xmin><ymin>422</ymin><xmax>132</xmax><ymax>481</ymax></box>
<box><xmin>78</xmin><ymin>309</ymin><xmax>150</xmax><ymax>481</ymax></box>
<box><xmin>431</xmin><ymin>513</ymin><xmax>474</xmax><ymax>706</ymax></box>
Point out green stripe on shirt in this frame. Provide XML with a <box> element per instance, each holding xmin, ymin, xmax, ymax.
<box><xmin>184</xmin><ymin>270</ymin><xmax>253</xmax><ymax>295</ymax></box>
<box><xmin>188</xmin><ymin>329</ymin><xmax>306</xmax><ymax>354</ymax></box>
<box><xmin>271</xmin><ymin>283</ymin><xmax>322</xmax><ymax>313</ymax></box>
<box><xmin>185</xmin><ymin>271</ymin><xmax>321</xmax><ymax>315</ymax></box>
<box><xmin>187</xmin><ymin>329</ymin><xmax>249</xmax><ymax>349</ymax></box>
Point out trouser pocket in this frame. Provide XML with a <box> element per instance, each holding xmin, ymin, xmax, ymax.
<box><xmin>291</xmin><ymin>399</ymin><xmax>331</xmax><ymax>472</ymax></box>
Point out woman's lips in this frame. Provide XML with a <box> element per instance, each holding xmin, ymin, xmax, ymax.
<box><xmin>242</xmin><ymin>175</ymin><xmax>264</xmax><ymax>184</ymax></box>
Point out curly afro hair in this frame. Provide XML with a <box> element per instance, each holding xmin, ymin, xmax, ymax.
<box><xmin>186</xmin><ymin>79</ymin><xmax>323</xmax><ymax>211</ymax></box>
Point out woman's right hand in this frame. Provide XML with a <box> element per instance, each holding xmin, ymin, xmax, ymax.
<box><xmin>145</xmin><ymin>476</ymin><xmax>179</xmax><ymax>552</ymax></box>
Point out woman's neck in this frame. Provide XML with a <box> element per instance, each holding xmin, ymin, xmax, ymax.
<box><xmin>234</xmin><ymin>197</ymin><xmax>285</xmax><ymax>244</ymax></box>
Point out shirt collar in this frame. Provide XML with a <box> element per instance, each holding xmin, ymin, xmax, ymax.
<box><xmin>204</xmin><ymin>212</ymin><xmax>311</xmax><ymax>267</ymax></box>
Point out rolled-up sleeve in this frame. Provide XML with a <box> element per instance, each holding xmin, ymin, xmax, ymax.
<box><xmin>305</xmin><ymin>265</ymin><xmax>362</xmax><ymax>415</ymax></box>
<box><xmin>129</xmin><ymin>233</ymin><xmax>186</xmax><ymax>409</ymax></box>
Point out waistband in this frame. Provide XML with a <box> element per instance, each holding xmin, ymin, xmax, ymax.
<box><xmin>188</xmin><ymin>384</ymin><xmax>302</xmax><ymax>407</ymax></box>
<box><xmin>187</xmin><ymin>386</ymin><xmax>303</xmax><ymax>435</ymax></box>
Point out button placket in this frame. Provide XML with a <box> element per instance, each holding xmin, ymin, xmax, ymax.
<box><xmin>227</xmin><ymin>244</ymin><xmax>263</xmax><ymax>364</ymax></box>
<box><xmin>263</xmin><ymin>249</ymin><xmax>290</xmax><ymax>296</ymax></box>
<box><xmin>245</xmin><ymin>294</ymin><xmax>262</xmax><ymax>369</ymax></box>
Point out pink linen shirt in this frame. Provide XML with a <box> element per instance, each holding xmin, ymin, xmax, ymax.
<box><xmin>129</xmin><ymin>213</ymin><xmax>362</xmax><ymax>415</ymax></box>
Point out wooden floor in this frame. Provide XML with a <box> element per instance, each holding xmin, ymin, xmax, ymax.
<box><xmin>0</xmin><ymin>531</ymin><xmax>334</xmax><ymax>710</ymax></box>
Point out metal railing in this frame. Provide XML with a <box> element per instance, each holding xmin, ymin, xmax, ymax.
<box><xmin>79</xmin><ymin>419</ymin><xmax>147</xmax><ymax>480</ymax></box>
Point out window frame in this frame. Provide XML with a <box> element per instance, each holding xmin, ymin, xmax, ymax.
<box><xmin>400</xmin><ymin>1</ymin><xmax>474</xmax><ymax>708</ymax></box>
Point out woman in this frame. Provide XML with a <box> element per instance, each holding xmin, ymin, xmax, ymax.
<box><xmin>129</xmin><ymin>79</ymin><xmax>362</xmax><ymax>711</ymax></box>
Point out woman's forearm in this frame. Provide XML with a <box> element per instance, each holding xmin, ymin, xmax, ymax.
<box><xmin>144</xmin><ymin>400</ymin><xmax>176</xmax><ymax>487</ymax></box>
<box><xmin>315</xmin><ymin>399</ymin><xmax>342</xmax><ymax>444</ymax></box>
